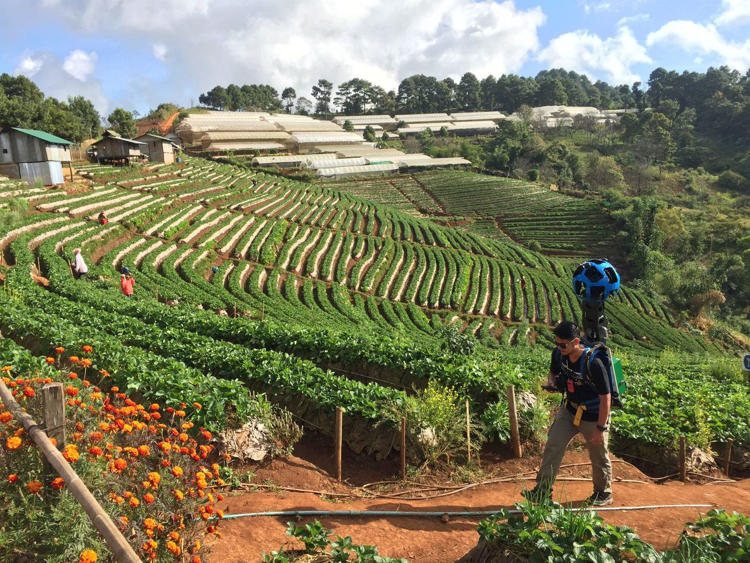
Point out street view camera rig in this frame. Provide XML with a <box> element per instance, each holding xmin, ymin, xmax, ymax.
<box><xmin>572</xmin><ymin>259</ymin><xmax>620</xmax><ymax>345</ymax></box>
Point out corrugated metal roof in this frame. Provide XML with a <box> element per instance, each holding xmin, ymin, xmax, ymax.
<box><xmin>135</xmin><ymin>133</ymin><xmax>175</xmax><ymax>143</ymax></box>
<box><xmin>316</xmin><ymin>163</ymin><xmax>398</xmax><ymax>177</ymax></box>
<box><xmin>12</xmin><ymin>127</ymin><xmax>73</xmax><ymax>145</ymax></box>
<box><xmin>92</xmin><ymin>137</ymin><xmax>145</xmax><ymax>146</ymax></box>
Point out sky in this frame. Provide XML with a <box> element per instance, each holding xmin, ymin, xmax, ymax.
<box><xmin>1</xmin><ymin>0</ymin><xmax>749</xmax><ymax>117</ymax></box>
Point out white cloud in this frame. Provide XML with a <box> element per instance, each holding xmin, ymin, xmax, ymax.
<box><xmin>15</xmin><ymin>55</ymin><xmax>43</xmax><ymax>77</ymax></box>
<box><xmin>646</xmin><ymin>20</ymin><xmax>750</xmax><ymax>70</ymax></box>
<box><xmin>715</xmin><ymin>0</ymin><xmax>750</xmax><ymax>26</ymax></box>
<box><xmin>152</xmin><ymin>43</ymin><xmax>168</xmax><ymax>61</ymax></box>
<box><xmin>39</xmin><ymin>0</ymin><xmax>546</xmax><ymax>105</ymax></box>
<box><xmin>62</xmin><ymin>49</ymin><xmax>97</xmax><ymax>81</ymax></box>
<box><xmin>617</xmin><ymin>13</ymin><xmax>650</xmax><ymax>27</ymax></box>
<box><xmin>538</xmin><ymin>26</ymin><xmax>652</xmax><ymax>85</ymax></box>
<box><xmin>12</xmin><ymin>51</ymin><xmax>110</xmax><ymax>115</ymax></box>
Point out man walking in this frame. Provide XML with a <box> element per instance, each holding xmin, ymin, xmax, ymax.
<box><xmin>72</xmin><ymin>248</ymin><xmax>88</xmax><ymax>279</ymax></box>
<box><xmin>523</xmin><ymin>321</ymin><xmax>613</xmax><ymax>506</ymax></box>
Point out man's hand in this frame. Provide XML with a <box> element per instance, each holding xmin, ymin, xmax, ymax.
<box><xmin>590</xmin><ymin>429</ymin><xmax>605</xmax><ymax>446</ymax></box>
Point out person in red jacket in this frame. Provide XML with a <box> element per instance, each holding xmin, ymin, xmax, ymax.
<box><xmin>120</xmin><ymin>266</ymin><xmax>135</xmax><ymax>298</ymax></box>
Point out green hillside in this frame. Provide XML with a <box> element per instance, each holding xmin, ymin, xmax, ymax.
<box><xmin>0</xmin><ymin>159</ymin><xmax>746</xmax><ymax>464</ymax></box>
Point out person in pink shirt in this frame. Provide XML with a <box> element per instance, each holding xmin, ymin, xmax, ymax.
<box><xmin>120</xmin><ymin>266</ymin><xmax>135</xmax><ymax>298</ymax></box>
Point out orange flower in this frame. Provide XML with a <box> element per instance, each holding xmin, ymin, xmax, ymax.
<box><xmin>98</xmin><ymin>369</ymin><xmax>110</xmax><ymax>378</ymax></box>
<box><xmin>200</xmin><ymin>430</ymin><xmax>212</xmax><ymax>441</ymax></box>
<box><xmin>112</xmin><ymin>458</ymin><xmax>128</xmax><ymax>472</ymax></box>
<box><xmin>169</xmin><ymin>531</ymin><xmax>180</xmax><ymax>541</ymax></box>
<box><xmin>62</xmin><ymin>444</ymin><xmax>80</xmax><ymax>462</ymax></box>
<box><xmin>166</xmin><ymin>541</ymin><xmax>180</xmax><ymax>555</ymax></box>
<box><xmin>171</xmin><ymin>466</ymin><xmax>184</xmax><ymax>478</ymax></box>
<box><xmin>143</xmin><ymin>517</ymin><xmax>158</xmax><ymax>530</ymax></box>
<box><xmin>193</xmin><ymin>402</ymin><xmax>202</xmax><ymax>410</ymax></box>
<box><xmin>7</xmin><ymin>474</ymin><xmax>19</xmax><ymax>483</ymax></box>
<box><xmin>51</xmin><ymin>477</ymin><xmax>65</xmax><ymax>490</ymax></box>
<box><xmin>69</xmin><ymin>372</ymin><xmax>79</xmax><ymax>379</ymax></box>
<box><xmin>26</xmin><ymin>480</ymin><xmax>43</xmax><ymax>494</ymax></box>
<box><xmin>172</xmin><ymin>489</ymin><xmax>184</xmax><ymax>501</ymax></box>
<box><xmin>5</xmin><ymin>436</ymin><xmax>22</xmax><ymax>450</ymax></box>
<box><xmin>1</xmin><ymin>365</ymin><xmax>12</xmax><ymax>372</ymax></box>
<box><xmin>66</xmin><ymin>387</ymin><xmax>79</xmax><ymax>397</ymax></box>
<box><xmin>178</xmin><ymin>432</ymin><xmax>188</xmax><ymax>442</ymax></box>
<box><xmin>175</xmin><ymin>410</ymin><xmax>186</xmax><ymax>418</ymax></box>
<box><xmin>69</xmin><ymin>356</ymin><xmax>80</xmax><ymax>363</ymax></box>
<box><xmin>23</xmin><ymin>387</ymin><xmax>35</xmax><ymax>398</ymax></box>
<box><xmin>137</xmin><ymin>445</ymin><xmax>150</xmax><ymax>456</ymax></box>
<box><xmin>147</xmin><ymin>472</ymin><xmax>161</xmax><ymax>486</ymax></box>
<box><xmin>78</xmin><ymin>549</ymin><xmax>97</xmax><ymax>563</ymax></box>
<box><xmin>82</xmin><ymin>345</ymin><xmax>93</xmax><ymax>353</ymax></box>
<box><xmin>0</xmin><ymin>411</ymin><xmax>12</xmax><ymax>423</ymax></box>
<box><xmin>89</xmin><ymin>431</ymin><xmax>103</xmax><ymax>441</ymax></box>
<box><xmin>55</xmin><ymin>347</ymin><xmax>65</xmax><ymax>354</ymax></box>
<box><xmin>81</xmin><ymin>359</ymin><xmax>93</xmax><ymax>368</ymax></box>
<box><xmin>129</xmin><ymin>497</ymin><xmax>140</xmax><ymax>508</ymax></box>
<box><xmin>89</xmin><ymin>446</ymin><xmax>103</xmax><ymax>457</ymax></box>
<box><xmin>49</xmin><ymin>437</ymin><xmax>57</xmax><ymax>447</ymax></box>
<box><xmin>158</xmin><ymin>441</ymin><xmax>171</xmax><ymax>453</ymax></box>
<box><xmin>143</xmin><ymin>493</ymin><xmax>155</xmax><ymax>504</ymax></box>
<box><xmin>45</xmin><ymin>357</ymin><xmax>55</xmax><ymax>364</ymax></box>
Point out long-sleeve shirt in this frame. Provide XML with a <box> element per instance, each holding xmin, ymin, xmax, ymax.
<box><xmin>74</xmin><ymin>253</ymin><xmax>88</xmax><ymax>274</ymax></box>
<box><xmin>120</xmin><ymin>275</ymin><xmax>135</xmax><ymax>296</ymax></box>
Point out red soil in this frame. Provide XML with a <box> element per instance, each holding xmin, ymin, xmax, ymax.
<box><xmin>206</xmin><ymin>440</ymin><xmax>750</xmax><ymax>562</ymax></box>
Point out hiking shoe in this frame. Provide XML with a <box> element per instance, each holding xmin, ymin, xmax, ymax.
<box><xmin>588</xmin><ymin>491</ymin><xmax>613</xmax><ymax>506</ymax></box>
<box><xmin>522</xmin><ymin>486</ymin><xmax>552</xmax><ymax>503</ymax></box>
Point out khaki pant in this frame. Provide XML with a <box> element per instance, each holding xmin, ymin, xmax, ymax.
<box><xmin>536</xmin><ymin>406</ymin><xmax>612</xmax><ymax>494</ymax></box>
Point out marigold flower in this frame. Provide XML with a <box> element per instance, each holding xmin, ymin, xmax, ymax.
<box><xmin>143</xmin><ymin>493</ymin><xmax>155</xmax><ymax>504</ymax></box>
<box><xmin>98</xmin><ymin>369</ymin><xmax>110</xmax><ymax>378</ymax></box>
<box><xmin>66</xmin><ymin>387</ymin><xmax>79</xmax><ymax>397</ymax></box>
<box><xmin>171</xmin><ymin>466</ymin><xmax>184</xmax><ymax>478</ymax></box>
<box><xmin>82</xmin><ymin>345</ymin><xmax>93</xmax><ymax>353</ymax></box>
<box><xmin>143</xmin><ymin>517</ymin><xmax>158</xmax><ymax>530</ymax></box>
<box><xmin>45</xmin><ymin>357</ymin><xmax>55</xmax><ymax>364</ymax></box>
<box><xmin>81</xmin><ymin>359</ymin><xmax>93</xmax><ymax>368</ymax></box>
<box><xmin>69</xmin><ymin>372</ymin><xmax>79</xmax><ymax>379</ymax></box>
<box><xmin>51</xmin><ymin>477</ymin><xmax>65</xmax><ymax>490</ymax></box>
<box><xmin>137</xmin><ymin>445</ymin><xmax>150</xmax><ymax>456</ymax></box>
<box><xmin>26</xmin><ymin>480</ymin><xmax>43</xmax><ymax>494</ymax></box>
<box><xmin>129</xmin><ymin>497</ymin><xmax>140</xmax><ymax>508</ymax></box>
<box><xmin>111</xmin><ymin>386</ymin><xmax>119</xmax><ymax>392</ymax></box>
<box><xmin>200</xmin><ymin>430</ymin><xmax>212</xmax><ymax>441</ymax></box>
<box><xmin>147</xmin><ymin>472</ymin><xmax>161</xmax><ymax>485</ymax></box>
<box><xmin>169</xmin><ymin>531</ymin><xmax>180</xmax><ymax>541</ymax></box>
<box><xmin>175</xmin><ymin>410</ymin><xmax>186</xmax><ymax>418</ymax></box>
<box><xmin>0</xmin><ymin>411</ymin><xmax>12</xmax><ymax>423</ymax></box>
<box><xmin>62</xmin><ymin>444</ymin><xmax>80</xmax><ymax>463</ymax></box>
<box><xmin>158</xmin><ymin>441</ymin><xmax>171</xmax><ymax>453</ymax></box>
<box><xmin>55</xmin><ymin>347</ymin><xmax>65</xmax><ymax>354</ymax></box>
<box><xmin>178</xmin><ymin>432</ymin><xmax>188</xmax><ymax>442</ymax></box>
<box><xmin>7</xmin><ymin>474</ymin><xmax>19</xmax><ymax>483</ymax></box>
<box><xmin>72</xmin><ymin>432</ymin><xmax>83</xmax><ymax>441</ymax></box>
<box><xmin>79</xmin><ymin>549</ymin><xmax>97</xmax><ymax>563</ymax></box>
<box><xmin>89</xmin><ymin>431</ymin><xmax>103</xmax><ymax>441</ymax></box>
<box><xmin>49</xmin><ymin>437</ymin><xmax>57</xmax><ymax>447</ymax></box>
<box><xmin>5</xmin><ymin>436</ymin><xmax>22</xmax><ymax>450</ymax></box>
<box><xmin>172</xmin><ymin>489</ymin><xmax>184</xmax><ymax>501</ymax></box>
<box><xmin>69</xmin><ymin>356</ymin><xmax>79</xmax><ymax>363</ymax></box>
<box><xmin>112</xmin><ymin>458</ymin><xmax>128</xmax><ymax>472</ymax></box>
<box><xmin>160</xmin><ymin>459</ymin><xmax>171</xmax><ymax>467</ymax></box>
<box><xmin>166</xmin><ymin>541</ymin><xmax>180</xmax><ymax>555</ymax></box>
<box><xmin>89</xmin><ymin>446</ymin><xmax>103</xmax><ymax>456</ymax></box>
<box><xmin>23</xmin><ymin>387</ymin><xmax>35</xmax><ymax>398</ymax></box>
<box><xmin>193</xmin><ymin>402</ymin><xmax>202</xmax><ymax>410</ymax></box>
<box><xmin>1</xmin><ymin>365</ymin><xmax>12</xmax><ymax>372</ymax></box>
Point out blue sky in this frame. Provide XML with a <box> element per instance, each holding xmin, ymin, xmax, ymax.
<box><xmin>1</xmin><ymin>0</ymin><xmax>748</xmax><ymax>117</ymax></box>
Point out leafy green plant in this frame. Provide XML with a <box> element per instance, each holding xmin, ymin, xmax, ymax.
<box><xmin>480</xmin><ymin>400</ymin><xmax>511</xmax><ymax>443</ymax></box>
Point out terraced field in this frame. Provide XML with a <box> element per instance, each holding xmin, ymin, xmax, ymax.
<box><xmin>1</xmin><ymin>159</ymin><xmax>746</xmax><ymax>465</ymax></box>
<box><xmin>322</xmin><ymin>171</ymin><xmax>621</xmax><ymax>260</ymax></box>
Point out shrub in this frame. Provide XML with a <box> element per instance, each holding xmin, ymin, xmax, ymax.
<box><xmin>717</xmin><ymin>170</ymin><xmax>747</xmax><ymax>192</ymax></box>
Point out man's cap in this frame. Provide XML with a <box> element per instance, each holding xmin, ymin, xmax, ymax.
<box><xmin>121</xmin><ymin>266</ymin><xmax>130</xmax><ymax>274</ymax></box>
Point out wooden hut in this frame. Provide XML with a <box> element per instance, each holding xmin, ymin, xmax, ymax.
<box><xmin>134</xmin><ymin>133</ymin><xmax>178</xmax><ymax>164</ymax></box>
<box><xmin>90</xmin><ymin>135</ymin><xmax>145</xmax><ymax>165</ymax></box>
<box><xmin>0</xmin><ymin>127</ymin><xmax>73</xmax><ymax>185</ymax></box>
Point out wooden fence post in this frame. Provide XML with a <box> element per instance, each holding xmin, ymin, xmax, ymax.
<box><xmin>724</xmin><ymin>438</ymin><xmax>733</xmax><ymax>477</ymax></box>
<box><xmin>400</xmin><ymin>416</ymin><xmax>407</xmax><ymax>480</ymax></box>
<box><xmin>680</xmin><ymin>435</ymin><xmax>687</xmax><ymax>482</ymax></box>
<box><xmin>42</xmin><ymin>383</ymin><xmax>65</xmax><ymax>449</ymax></box>
<box><xmin>465</xmin><ymin>399</ymin><xmax>471</xmax><ymax>463</ymax></box>
<box><xmin>335</xmin><ymin>407</ymin><xmax>343</xmax><ymax>482</ymax></box>
<box><xmin>506</xmin><ymin>385</ymin><xmax>522</xmax><ymax>458</ymax></box>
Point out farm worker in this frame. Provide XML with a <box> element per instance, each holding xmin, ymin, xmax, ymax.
<box><xmin>98</xmin><ymin>212</ymin><xmax>108</xmax><ymax>225</ymax></box>
<box><xmin>72</xmin><ymin>248</ymin><xmax>88</xmax><ymax>279</ymax></box>
<box><xmin>522</xmin><ymin>320</ymin><xmax>613</xmax><ymax>506</ymax></box>
<box><xmin>120</xmin><ymin>266</ymin><xmax>135</xmax><ymax>298</ymax></box>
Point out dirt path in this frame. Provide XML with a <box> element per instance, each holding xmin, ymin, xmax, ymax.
<box><xmin>206</xmin><ymin>448</ymin><xmax>750</xmax><ymax>562</ymax></box>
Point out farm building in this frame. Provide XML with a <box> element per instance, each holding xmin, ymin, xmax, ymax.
<box><xmin>0</xmin><ymin>127</ymin><xmax>73</xmax><ymax>185</ymax></box>
<box><xmin>134</xmin><ymin>133</ymin><xmax>179</xmax><ymax>164</ymax></box>
<box><xmin>90</xmin><ymin>135</ymin><xmax>145</xmax><ymax>164</ymax></box>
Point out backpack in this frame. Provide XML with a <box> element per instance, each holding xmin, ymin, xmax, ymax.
<box><xmin>583</xmin><ymin>343</ymin><xmax>625</xmax><ymax>408</ymax></box>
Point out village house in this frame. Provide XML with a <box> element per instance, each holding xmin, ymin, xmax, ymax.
<box><xmin>89</xmin><ymin>130</ymin><xmax>145</xmax><ymax>165</ymax></box>
<box><xmin>134</xmin><ymin>132</ymin><xmax>179</xmax><ymax>164</ymax></box>
<box><xmin>0</xmin><ymin>127</ymin><xmax>73</xmax><ymax>185</ymax></box>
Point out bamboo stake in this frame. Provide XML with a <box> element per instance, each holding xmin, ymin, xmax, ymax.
<box><xmin>335</xmin><ymin>407</ymin><xmax>343</xmax><ymax>482</ymax></box>
<box><xmin>400</xmin><ymin>416</ymin><xmax>407</xmax><ymax>480</ymax></box>
<box><xmin>465</xmin><ymin>399</ymin><xmax>471</xmax><ymax>463</ymax></box>
<box><xmin>506</xmin><ymin>385</ymin><xmax>522</xmax><ymax>458</ymax></box>
<box><xmin>0</xmin><ymin>379</ymin><xmax>141</xmax><ymax>562</ymax></box>
<box><xmin>724</xmin><ymin>439</ymin><xmax>733</xmax><ymax>477</ymax></box>
<box><xmin>680</xmin><ymin>435</ymin><xmax>687</xmax><ymax>482</ymax></box>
